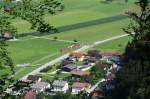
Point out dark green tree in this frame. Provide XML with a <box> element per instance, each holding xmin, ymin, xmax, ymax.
<box><xmin>105</xmin><ymin>0</ymin><xmax>150</xmax><ymax>99</ymax></box>
<box><xmin>0</xmin><ymin>0</ymin><xmax>63</xmax><ymax>94</ymax></box>
<box><xmin>11</xmin><ymin>0</ymin><xmax>62</xmax><ymax>33</ymax></box>
<box><xmin>0</xmin><ymin>15</ymin><xmax>15</xmax><ymax>92</ymax></box>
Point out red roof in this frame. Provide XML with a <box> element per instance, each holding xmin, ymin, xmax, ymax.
<box><xmin>71</xmin><ymin>69</ymin><xmax>90</xmax><ymax>76</ymax></box>
<box><xmin>100</xmin><ymin>51</ymin><xmax>120</xmax><ymax>56</ymax></box>
<box><xmin>70</xmin><ymin>52</ymin><xmax>83</xmax><ymax>57</ymax></box>
<box><xmin>24</xmin><ymin>91</ymin><xmax>36</xmax><ymax>99</ymax></box>
<box><xmin>72</xmin><ymin>82</ymin><xmax>91</xmax><ymax>89</ymax></box>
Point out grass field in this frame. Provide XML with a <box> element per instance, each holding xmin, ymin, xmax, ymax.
<box><xmin>7</xmin><ymin>38</ymin><xmax>71</xmax><ymax>65</ymax></box>
<box><xmin>92</xmin><ymin>36</ymin><xmax>132</xmax><ymax>53</ymax></box>
<box><xmin>11</xmin><ymin>0</ymin><xmax>136</xmax><ymax>34</ymax></box>
<box><xmin>44</xmin><ymin>19</ymin><xmax>129</xmax><ymax>43</ymax></box>
<box><xmin>6</xmin><ymin>0</ymin><xmax>137</xmax><ymax>79</ymax></box>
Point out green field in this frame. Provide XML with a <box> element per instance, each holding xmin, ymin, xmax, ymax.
<box><xmin>6</xmin><ymin>0</ymin><xmax>137</xmax><ymax>79</ymax></box>
<box><xmin>12</xmin><ymin>0</ymin><xmax>136</xmax><ymax>34</ymax></box>
<box><xmin>44</xmin><ymin>19</ymin><xmax>129</xmax><ymax>43</ymax></box>
<box><xmin>93</xmin><ymin>36</ymin><xmax>132</xmax><ymax>53</ymax></box>
<box><xmin>7</xmin><ymin>38</ymin><xmax>71</xmax><ymax>65</ymax></box>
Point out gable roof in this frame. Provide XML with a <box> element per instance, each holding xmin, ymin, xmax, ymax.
<box><xmin>100</xmin><ymin>51</ymin><xmax>120</xmax><ymax>56</ymax></box>
<box><xmin>27</xmin><ymin>75</ymin><xmax>40</xmax><ymax>82</ymax></box>
<box><xmin>71</xmin><ymin>69</ymin><xmax>90</xmax><ymax>76</ymax></box>
<box><xmin>62</xmin><ymin>64</ymin><xmax>77</xmax><ymax>70</ymax></box>
<box><xmin>72</xmin><ymin>82</ymin><xmax>91</xmax><ymax>89</ymax></box>
<box><xmin>70</xmin><ymin>52</ymin><xmax>83</xmax><ymax>57</ymax></box>
<box><xmin>31</xmin><ymin>82</ymin><xmax>50</xmax><ymax>89</ymax></box>
<box><xmin>52</xmin><ymin>80</ymin><xmax>68</xmax><ymax>87</ymax></box>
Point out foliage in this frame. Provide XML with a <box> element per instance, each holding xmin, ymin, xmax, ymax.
<box><xmin>105</xmin><ymin>0</ymin><xmax>150</xmax><ymax>99</ymax></box>
<box><xmin>0</xmin><ymin>7</ymin><xmax>15</xmax><ymax>92</ymax></box>
<box><xmin>89</xmin><ymin>65</ymin><xmax>105</xmax><ymax>84</ymax></box>
<box><xmin>0</xmin><ymin>0</ymin><xmax>63</xmax><ymax>94</ymax></box>
<box><xmin>36</xmin><ymin>92</ymin><xmax>81</xmax><ymax>99</ymax></box>
<box><xmin>2</xmin><ymin>0</ymin><xmax>63</xmax><ymax>33</ymax></box>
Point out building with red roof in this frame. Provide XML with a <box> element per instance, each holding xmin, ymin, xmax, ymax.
<box><xmin>72</xmin><ymin>82</ymin><xmax>91</xmax><ymax>94</ymax></box>
<box><xmin>70</xmin><ymin>52</ymin><xmax>84</xmax><ymax>58</ymax></box>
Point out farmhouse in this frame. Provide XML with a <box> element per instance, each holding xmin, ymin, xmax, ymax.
<box><xmin>31</xmin><ymin>82</ymin><xmax>51</xmax><ymax>93</ymax></box>
<box><xmin>87</xmin><ymin>50</ymin><xmax>102</xmax><ymax>59</ymax></box>
<box><xmin>27</xmin><ymin>75</ymin><xmax>41</xmax><ymax>82</ymax></box>
<box><xmin>70</xmin><ymin>52</ymin><xmax>85</xmax><ymax>61</ymax></box>
<box><xmin>61</xmin><ymin>64</ymin><xmax>77</xmax><ymax>72</ymax></box>
<box><xmin>52</xmin><ymin>80</ymin><xmax>69</xmax><ymax>93</ymax></box>
<box><xmin>86</xmin><ymin>58</ymin><xmax>99</xmax><ymax>66</ymax></box>
<box><xmin>71</xmin><ymin>69</ymin><xmax>90</xmax><ymax>77</ymax></box>
<box><xmin>100</xmin><ymin>51</ymin><xmax>120</xmax><ymax>58</ymax></box>
<box><xmin>72</xmin><ymin>82</ymin><xmax>91</xmax><ymax>94</ymax></box>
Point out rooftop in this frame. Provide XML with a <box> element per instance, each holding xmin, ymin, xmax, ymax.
<box><xmin>72</xmin><ymin>82</ymin><xmax>91</xmax><ymax>89</ymax></box>
<box><xmin>71</xmin><ymin>69</ymin><xmax>90</xmax><ymax>76</ymax></box>
<box><xmin>52</xmin><ymin>80</ymin><xmax>68</xmax><ymax>87</ymax></box>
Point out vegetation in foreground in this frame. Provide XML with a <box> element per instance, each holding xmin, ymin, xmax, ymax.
<box><xmin>105</xmin><ymin>0</ymin><xmax>150</xmax><ymax>99</ymax></box>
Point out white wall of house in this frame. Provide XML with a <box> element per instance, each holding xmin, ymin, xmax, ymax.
<box><xmin>52</xmin><ymin>83</ymin><xmax>69</xmax><ymax>93</ymax></box>
<box><xmin>72</xmin><ymin>88</ymin><xmax>84</xmax><ymax>94</ymax></box>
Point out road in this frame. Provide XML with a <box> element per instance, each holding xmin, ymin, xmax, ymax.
<box><xmin>21</xmin><ymin>34</ymin><xmax>129</xmax><ymax>80</ymax></box>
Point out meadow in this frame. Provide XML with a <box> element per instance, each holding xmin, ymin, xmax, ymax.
<box><xmin>7</xmin><ymin>0</ymin><xmax>137</xmax><ymax>79</ymax></box>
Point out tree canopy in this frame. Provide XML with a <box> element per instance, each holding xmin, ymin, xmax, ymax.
<box><xmin>0</xmin><ymin>0</ymin><xmax>63</xmax><ymax>93</ymax></box>
<box><xmin>106</xmin><ymin>0</ymin><xmax>150</xmax><ymax>99</ymax></box>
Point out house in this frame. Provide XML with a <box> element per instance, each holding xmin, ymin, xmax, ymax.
<box><xmin>31</xmin><ymin>82</ymin><xmax>51</xmax><ymax>93</ymax></box>
<box><xmin>72</xmin><ymin>82</ymin><xmax>91</xmax><ymax>94</ymax></box>
<box><xmin>61</xmin><ymin>59</ymin><xmax>74</xmax><ymax>66</ymax></box>
<box><xmin>86</xmin><ymin>58</ymin><xmax>99</xmax><ymax>66</ymax></box>
<box><xmin>0</xmin><ymin>32</ymin><xmax>14</xmax><ymax>40</ymax></box>
<box><xmin>61</xmin><ymin>64</ymin><xmax>77</xmax><ymax>72</ymax></box>
<box><xmin>100</xmin><ymin>51</ymin><xmax>120</xmax><ymax>59</ymax></box>
<box><xmin>109</xmin><ymin>56</ymin><xmax>121</xmax><ymax>65</ymax></box>
<box><xmin>70</xmin><ymin>52</ymin><xmax>85</xmax><ymax>61</ymax></box>
<box><xmin>24</xmin><ymin>91</ymin><xmax>36</xmax><ymax>99</ymax></box>
<box><xmin>87</xmin><ymin>50</ymin><xmax>102</xmax><ymax>59</ymax></box>
<box><xmin>52</xmin><ymin>80</ymin><xmax>69</xmax><ymax>93</ymax></box>
<box><xmin>27</xmin><ymin>75</ymin><xmax>41</xmax><ymax>82</ymax></box>
<box><xmin>71</xmin><ymin>69</ymin><xmax>90</xmax><ymax>77</ymax></box>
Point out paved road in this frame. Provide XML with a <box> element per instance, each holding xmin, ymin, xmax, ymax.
<box><xmin>21</xmin><ymin>34</ymin><xmax>129</xmax><ymax>80</ymax></box>
<box><xmin>18</xmin><ymin>15</ymin><xmax>127</xmax><ymax>37</ymax></box>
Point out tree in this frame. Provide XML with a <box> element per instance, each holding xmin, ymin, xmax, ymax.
<box><xmin>0</xmin><ymin>15</ymin><xmax>15</xmax><ymax>92</ymax></box>
<box><xmin>54</xmin><ymin>36</ymin><xmax>58</xmax><ymax>40</ymax></box>
<box><xmin>106</xmin><ymin>0</ymin><xmax>150</xmax><ymax>99</ymax></box>
<box><xmin>0</xmin><ymin>0</ymin><xmax>63</xmax><ymax>94</ymax></box>
<box><xmin>74</xmin><ymin>39</ymin><xmax>78</xmax><ymax>43</ymax></box>
<box><xmin>11</xmin><ymin>0</ymin><xmax>63</xmax><ymax>33</ymax></box>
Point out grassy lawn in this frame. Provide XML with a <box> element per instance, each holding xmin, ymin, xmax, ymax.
<box><xmin>92</xmin><ymin>36</ymin><xmax>132</xmax><ymax>53</ymax></box>
<box><xmin>40</xmin><ymin>72</ymin><xmax>71</xmax><ymax>81</ymax></box>
<box><xmin>7</xmin><ymin>38</ymin><xmax>71</xmax><ymax>65</ymax></box>
<box><xmin>44</xmin><ymin>19</ymin><xmax>129</xmax><ymax>43</ymax></box>
<box><xmin>11</xmin><ymin>0</ymin><xmax>136</xmax><ymax>34</ymax></box>
<box><xmin>6</xmin><ymin>0</ymin><xmax>137</xmax><ymax>80</ymax></box>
